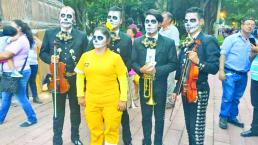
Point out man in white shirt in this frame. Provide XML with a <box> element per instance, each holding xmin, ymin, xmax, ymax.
<box><xmin>159</xmin><ymin>11</ymin><xmax>180</xmax><ymax>109</ymax></box>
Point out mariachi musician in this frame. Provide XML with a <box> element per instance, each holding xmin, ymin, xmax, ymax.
<box><xmin>39</xmin><ymin>6</ymin><xmax>88</xmax><ymax>145</ymax></box>
<box><xmin>131</xmin><ymin>9</ymin><xmax>177</xmax><ymax>145</ymax></box>
<box><xmin>172</xmin><ymin>7</ymin><xmax>220</xmax><ymax>145</ymax></box>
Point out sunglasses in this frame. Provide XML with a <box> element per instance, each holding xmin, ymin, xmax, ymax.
<box><xmin>184</xmin><ymin>18</ymin><xmax>197</xmax><ymax>23</ymax></box>
<box><xmin>93</xmin><ymin>35</ymin><xmax>104</xmax><ymax>41</ymax></box>
<box><xmin>107</xmin><ymin>15</ymin><xmax>118</xmax><ymax>20</ymax></box>
<box><xmin>145</xmin><ymin>19</ymin><xmax>157</xmax><ymax>24</ymax></box>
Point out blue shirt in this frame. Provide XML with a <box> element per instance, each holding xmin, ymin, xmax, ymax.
<box><xmin>220</xmin><ymin>32</ymin><xmax>253</xmax><ymax>72</ymax></box>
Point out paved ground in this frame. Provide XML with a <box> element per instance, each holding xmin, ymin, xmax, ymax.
<box><xmin>0</xmin><ymin>74</ymin><xmax>258</xmax><ymax>145</ymax></box>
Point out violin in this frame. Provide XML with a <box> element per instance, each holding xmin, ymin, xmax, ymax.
<box><xmin>182</xmin><ymin>39</ymin><xmax>201</xmax><ymax>103</ymax></box>
<box><xmin>177</xmin><ymin>38</ymin><xmax>201</xmax><ymax>103</ymax></box>
<box><xmin>48</xmin><ymin>42</ymin><xmax>70</xmax><ymax>94</ymax></box>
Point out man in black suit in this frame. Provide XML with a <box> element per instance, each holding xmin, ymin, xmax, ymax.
<box><xmin>87</xmin><ymin>6</ymin><xmax>132</xmax><ymax>145</ymax></box>
<box><xmin>39</xmin><ymin>6</ymin><xmax>88</xmax><ymax>145</ymax></box>
<box><xmin>132</xmin><ymin>9</ymin><xmax>177</xmax><ymax>145</ymax></box>
<box><xmin>172</xmin><ymin>7</ymin><xmax>220</xmax><ymax>145</ymax></box>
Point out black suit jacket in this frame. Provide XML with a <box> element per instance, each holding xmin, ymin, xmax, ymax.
<box><xmin>39</xmin><ymin>27</ymin><xmax>88</xmax><ymax>72</ymax></box>
<box><xmin>132</xmin><ymin>34</ymin><xmax>178</xmax><ymax>95</ymax></box>
<box><xmin>87</xmin><ymin>31</ymin><xmax>132</xmax><ymax>70</ymax></box>
<box><xmin>174</xmin><ymin>32</ymin><xmax>220</xmax><ymax>93</ymax></box>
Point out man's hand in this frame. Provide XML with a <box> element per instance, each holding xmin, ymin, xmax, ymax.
<box><xmin>51</xmin><ymin>55</ymin><xmax>59</xmax><ymax>63</ymax></box>
<box><xmin>170</xmin><ymin>93</ymin><xmax>177</xmax><ymax>104</ymax></box>
<box><xmin>187</xmin><ymin>51</ymin><xmax>200</xmax><ymax>64</ymax></box>
<box><xmin>140</xmin><ymin>63</ymin><xmax>156</xmax><ymax>75</ymax></box>
<box><xmin>117</xmin><ymin>101</ymin><xmax>127</xmax><ymax>111</ymax></box>
<box><xmin>251</xmin><ymin>44</ymin><xmax>258</xmax><ymax>53</ymax></box>
<box><xmin>219</xmin><ymin>70</ymin><xmax>226</xmax><ymax>81</ymax></box>
<box><xmin>77</xmin><ymin>97</ymin><xmax>85</xmax><ymax>107</ymax></box>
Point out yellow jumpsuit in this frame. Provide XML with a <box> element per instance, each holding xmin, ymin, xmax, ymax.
<box><xmin>75</xmin><ymin>49</ymin><xmax>128</xmax><ymax>145</ymax></box>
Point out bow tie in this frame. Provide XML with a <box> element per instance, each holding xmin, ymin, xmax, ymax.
<box><xmin>146</xmin><ymin>37</ymin><xmax>156</xmax><ymax>42</ymax></box>
<box><xmin>111</xmin><ymin>32</ymin><xmax>120</xmax><ymax>41</ymax></box>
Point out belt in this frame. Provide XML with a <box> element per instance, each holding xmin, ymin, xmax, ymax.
<box><xmin>65</xmin><ymin>72</ymin><xmax>76</xmax><ymax>77</ymax></box>
<box><xmin>225</xmin><ymin>67</ymin><xmax>247</xmax><ymax>75</ymax></box>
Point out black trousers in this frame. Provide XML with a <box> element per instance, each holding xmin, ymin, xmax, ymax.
<box><xmin>251</xmin><ymin>79</ymin><xmax>258</xmax><ymax>133</ymax></box>
<box><xmin>139</xmin><ymin>83</ymin><xmax>167</xmax><ymax>145</ymax></box>
<box><xmin>52</xmin><ymin>75</ymin><xmax>81</xmax><ymax>145</ymax></box>
<box><xmin>182</xmin><ymin>89</ymin><xmax>209</xmax><ymax>145</ymax></box>
<box><xmin>121</xmin><ymin>109</ymin><xmax>132</xmax><ymax>144</ymax></box>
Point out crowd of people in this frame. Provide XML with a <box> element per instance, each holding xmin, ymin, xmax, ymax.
<box><xmin>0</xmin><ymin>4</ymin><xmax>257</xmax><ymax>145</ymax></box>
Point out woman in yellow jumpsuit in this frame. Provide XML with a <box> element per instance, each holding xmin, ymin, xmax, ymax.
<box><xmin>75</xmin><ymin>26</ymin><xmax>128</xmax><ymax>145</ymax></box>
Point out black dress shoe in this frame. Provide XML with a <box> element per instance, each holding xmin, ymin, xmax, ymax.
<box><xmin>241</xmin><ymin>130</ymin><xmax>258</xmax><ymax>137</ymax></box>
<box><xmin>219</xmin><ymin>118</ymin><xmax>228</xmax><ymax>129</ymax></box>
<box><xmin>33</xmin><ymin>97</ymin><xmax>43</xmax><ymax>104</ymax></box>
<box><xmin>228</xmin><ymin>118</ymin><xmax>244</xmax><ymax>128</ymax></box>
<box><xmin>72</xmin><ymin>139</ymin><xmax>83</xmax><ymax>145</ymax></box>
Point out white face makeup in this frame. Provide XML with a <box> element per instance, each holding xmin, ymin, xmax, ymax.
<box><xmin>93</xmin><ymin>30</ymin><xmax>107</xmax><ymax>49</ymax></box>
<box><xmin>107</xmin><ymin>11</ymin><xmax>121</xmax><ymax>30</ymax></box>
<box><xmin>59</xmin><ymin>7</ymin><xmax>74</xmax><ymax>29</ymax></box>
<box><xmin>145</xmin><ymin>15</ymin><xmax>159</xmax><ymax>35</ymax></box>
<box><xmin>184</xmin><ymin>13</ymin><xmax>200</xmax><ymax>34</ymax></box>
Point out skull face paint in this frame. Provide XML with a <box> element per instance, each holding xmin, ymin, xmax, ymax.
<box><xmin>145</xmin><ymin>15</ymin><xmax>159</xmax><ymax>35</ymax></box>
<box><xmin>184</xmin><ymin>13</ymin><xmax>201</xmax><ymax>34</ymax></box>
<box><xmin>59</xmin><ymin>7</ymin><xmax>74</xmax><ymax>29</ymax></box>
<box><xmin>93</xmin><ymin>30</ymin><xmax>107</xmax><ymax>49</ymax></box>
<box><xmin>107</xmin><ymin>11</ymin><xmax>121</xmax><ymax>30</ymax></box>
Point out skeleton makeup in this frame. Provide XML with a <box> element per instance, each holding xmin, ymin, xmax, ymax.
<box><xmin>59</xmin><ymin>7</ymin><xmax>75</xmax><ymax>30</ymax></box>
<box><xmin>145</xmin><ymin>15</ymin><xmax>159</xmax><ymax>35</ymax></box>
<box><xmin>93</xmin><ymin>30</ymin><xmax>107</xmax><ymax>49</ymax></box>
<box><xmin>184</xmin><ymin>13</ymin><xmax>201</xmax><ymax>34</ymax></box>
<box><xmin>107</xmin><ymin>11</ymin><xmax>122</xmax><ymax>30</ymax></box>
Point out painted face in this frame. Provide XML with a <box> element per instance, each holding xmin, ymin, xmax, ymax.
<box><xmin>184</xmin><ymin>13</ymin><xmax>200</xmax><ymax>34</ymax></box>
<box><xmin>59</xmin><ymin>7</ymin><xmax>74</xmax><ymax>29</ymax></box>
<box><xmin>107</xmin><ymin>11</ymin><xmax>121</xmax><ymax>30</ymax></box>
<box><xmin>93</xmin><ymin>30</ymin><xmax>107</xmax><ymax>49</ymax></box>
<box><xmin>145</xmin><ymin>15</ymin><xmax>159</xmax><ymax>35</ymax></box>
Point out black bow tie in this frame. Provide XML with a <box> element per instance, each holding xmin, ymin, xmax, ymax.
<box><xmin>147</xmin><ymin>37</ymin><xmax>155</xmax><ymax>42</ymax></box>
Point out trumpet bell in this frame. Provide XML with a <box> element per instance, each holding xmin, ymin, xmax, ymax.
<box><xmin>146</xmin><ymin>97</ymin><xmax>156</xmax><ymax>105</ymax></box>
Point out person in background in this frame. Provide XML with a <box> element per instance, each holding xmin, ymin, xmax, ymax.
<box><xmin>218</xmin><ymin>17</ymin><xmax>255</xmax><ymax>130</ymax></box>
<box><xmin>26</xmin><ymin>36</ymin><xmax>42</xmax><ymax>104</ymax></box>
<box><xmin>0</xmin><ymin>19</ymin><xmax>37</xmax><ymax>127</ymax></box>
<box><xmin>241</xmin><ymin>41</ymin><xmax>258</xmax><ymax>137</ymax></box>
<box><xmin>76</xmin><ymin>26</ymin><xmax>128</xmax><ymax>145</ymax></box>
<box><xmin>136</xmin><ymin>24</ymin><xmax>143</xmax><ymax>38</ymax></box>
<box><xmin>0</xmin><ymin>25</ymin><xmax>23</xmax><ymax>77</ymax></box>
<box><xmin>159</xmin><ymin>11</ymin><xmax>180</xmax><ymax>109</ymax></box>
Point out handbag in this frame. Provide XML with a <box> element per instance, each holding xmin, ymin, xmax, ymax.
<box><xmin>0</xmin><ymin>57</ymin><xmax>28</xmax><ymax>94</ymax></box>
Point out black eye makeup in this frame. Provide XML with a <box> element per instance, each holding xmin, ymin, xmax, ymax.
<box><xmin>145</xmin><ymin>19</ymin><xmax>157</xmax><ymax>24</ymax></box>
<box><xmin>93</xmin><ymin>35</ymin><xmax>104</xmax><ymax>41</ymax></box>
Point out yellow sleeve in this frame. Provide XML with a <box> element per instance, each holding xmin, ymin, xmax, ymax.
<box><xmin>74</xmin><ymin>54</ymin><xmax>86</xmax><ymax>98</ymax></box>
<box><xmin>76</xmin><ymin>73</ymin><xmax>85</xmax><ymax>97</ymax></box>
<box><xmin>115</xmin><ymin>55</ymin><xmax>128</xmax><ymax>101</ymax></box>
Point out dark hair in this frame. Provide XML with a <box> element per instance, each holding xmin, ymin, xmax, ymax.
<box><xmin>3</xmin><ymin>26</ymin><xmax>17</xmax><ymax>36</ymax></box>
<box><xmin>145</xmin><ymin>9</ymin><xmax>163</xmax><ymax>23</ymax></box>
<box><xmin>109</xmin><ymin>6</ymin><xmax>123</xmax><ymax>18</ymax></box>
<box><xmin>241</xmin><ymin>17</ymin><xmax>255</xmax><ymax>24</ymax></box>
<box><xmin>94</xmin><ymin>26</ymin><xmax>111</xmax><ymax>45</ymax></box>
<box><xmin>127</xmin><ymin>27</ymin><xmax>137</xmax><ymax>37</ymax></box>
<box><xmin>127</xmin><ymin>17</ymin><xmax>134</xmax><ymax>25</ymax></box>
<box><xmin>13</xmin><ymin>19</ymin><xmax>34</xmax><ymax>48</ymax></box>
<box><xmin>186</xmin><ymin>7</ymin><xmax>204</xmax><ymax>19</ymax></box>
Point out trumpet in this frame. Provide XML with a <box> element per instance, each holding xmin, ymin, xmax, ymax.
<box><xmin>143</xmin><ymin>73</ymin><xmax>156</xmax><ymax>105</ymax></box>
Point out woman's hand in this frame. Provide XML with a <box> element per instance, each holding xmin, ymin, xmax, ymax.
<box><xmin>117</xmin><ymin>101</ymin><xmax>127</xmax><ymax>111</ymax></box>
<box><xmin>77</xmin><ymin>97</ymin><xmax>85</xmax><ymax>107</ymax></box>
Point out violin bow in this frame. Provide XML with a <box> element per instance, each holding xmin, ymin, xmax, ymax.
<box><xmin>53</xmin><ymin>41</ymin><xmax>57</xmax><ymax>118</ymax></box>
